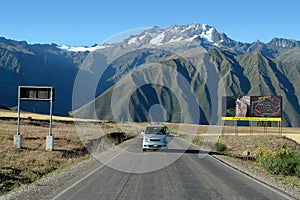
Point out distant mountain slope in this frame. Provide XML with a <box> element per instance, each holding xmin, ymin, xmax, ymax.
<box><xmin>72</xmin><ymin>50</ymin><xmax>210</xmax><ymax>124</ymax></box>
<box><xmin>0</xmin><ymin>37</ymin><xmax>87</xmax><ymax>115</ymax></box>
<box><xmin>73</xmin><ymin>48</ymin><xmax>300</xmax><ymax>126</ymax></box>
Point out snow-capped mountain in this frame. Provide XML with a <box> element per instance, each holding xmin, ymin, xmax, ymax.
<box><xmin>58</xmin><ymin>23</ymin><xmax>300</xmax><ymax>56</ymax></box>
<box><xmin>59</xmin><ymin>23</ymin><xmax>234</xmax><ymax>52</ymax></box>
<box><xmin>124</xmin><ymin>23</ymin><xmax>227</xmax><ymax>47</ymax></box>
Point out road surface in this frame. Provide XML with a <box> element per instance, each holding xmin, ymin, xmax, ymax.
<box><xmin>50</xmin><ymin>136</ymin><xmax>293</xmax><ymax>200</ymax></box>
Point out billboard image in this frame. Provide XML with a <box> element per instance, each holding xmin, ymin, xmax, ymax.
<box><xmin>250</xmin><ymin>96</ymin><xmax>282</xmax><ymax>118</ymax></box>
<box><xmin>222</xmin><ymin>95</ymin><xmax>282</xmax><ymax>121</ymax></box>
<box><xmin>222</xmin><ymin>96</ymin><xmax>250</xmax><ymax>117</ymax></box>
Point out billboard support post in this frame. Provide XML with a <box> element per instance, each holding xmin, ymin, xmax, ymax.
<box><xmin>250</xmin><ymin>121</ymin><xmax>253</xmax><ymax>135</ymax></box>
<box><xmin>279</xmin><ymin>121</ymin><xmax>282</xmax><ymax>135</ymax></box>
<box><xmin>234</xmin><ymin>121</ymin><xmax>238</xmax><ymax>136</ymax></box>
<box><xmin>222</xmin><ymin>120</ymin><xmax>225</xmax><ymax>135</ymax></box>
<box><xmin>264</xmin><ymin>122</ymin><xmax>267</xmax><ymax>135</ymax></box>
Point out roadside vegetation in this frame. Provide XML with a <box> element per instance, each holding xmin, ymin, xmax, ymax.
<box><xmin>213</xmin><ymin>139</ymin><xmax>228</xmax><ymax>153</ymax></box>
<box><xmin>256</xmin><ymin>146</ymin><xmax>300</xmax><ymax>177</ymax></box>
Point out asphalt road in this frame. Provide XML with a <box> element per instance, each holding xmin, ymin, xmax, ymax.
<box><xmin>51</xmin><ymin>136</ymin><xmax>293</xmax><ymax>200</ymax></box>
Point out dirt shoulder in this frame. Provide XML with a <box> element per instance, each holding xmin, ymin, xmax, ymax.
<box><xmin>286</xmin><ymin>134</ymin><xmax>300</xmax><ymax>144</ymax></box>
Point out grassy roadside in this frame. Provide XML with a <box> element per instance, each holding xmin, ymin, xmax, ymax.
<box><xmin>0</xmin><ymin>115</ymin><xmax>141</xmax><ymax>196</ymax></box>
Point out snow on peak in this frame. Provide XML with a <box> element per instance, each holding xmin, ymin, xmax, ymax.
<box><xmin>169</xmin><ymin>36</ymin><xmax>183</xmax><ymax>43</ymax></box>
<box><xmin>125</xmin><ymin>23</ymin><xmax>221</xmax><ymax>47</ymax></box>
<box><xmin>128</xmin><ymin>37</ymin><xmax>138</xmax><ymax>45</ymax></box>
<box><xmin>58</xmin><ymin>44</ymin><xmax>108</xmax><ymax>52</ymax></box>
<box><xmin>150</xmin><ymin>32</ymin><xmax>165</xmax><ymax>45</ymax></box>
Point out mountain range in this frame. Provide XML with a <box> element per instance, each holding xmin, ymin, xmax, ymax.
<box><xmin>1</xmin><ymin>23</ymin><xmax>300</xmax><ymax>126</ymax></box>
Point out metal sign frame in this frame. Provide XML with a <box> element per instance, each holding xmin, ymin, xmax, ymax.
<box><xmin>17</xmin><ymin>86</ymin><xmax>55</xmax><ymax>137</ymax></box>
<box><xmin>19</xmin><ymin>86</ymin><xmax>55</xmax><ymax>101</ymax></box>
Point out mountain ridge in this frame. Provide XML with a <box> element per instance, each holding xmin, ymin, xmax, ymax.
<box><xmin>59</xmin><ymin>23</ymin><xmax>300</xmax><ymax>58</ymax></box>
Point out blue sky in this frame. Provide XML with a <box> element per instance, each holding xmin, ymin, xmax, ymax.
<box><xmin>1</xmin><ymin>0</ymin><xmax>299</xmax><ymax>46</ymax></box>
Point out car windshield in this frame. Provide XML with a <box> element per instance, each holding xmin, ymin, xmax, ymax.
<box><xmin>145</xmin><ymin>127</ymin><xmax>166</xmax><ymax>135</ymax></box>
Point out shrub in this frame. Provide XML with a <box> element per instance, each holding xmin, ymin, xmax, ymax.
<box><xmin>214</xmin><ymin>139</ymin><xmax>227</xmax><ymax>153</ymax></box>
<box><xmin>295</xmin><ymin>165</ymin><xmax>300</xmax><ymax>178</ymax></box>
<box><xmin>256</xmin><ymin>146</ymin><xmax>300</xmax><ymax>176</ymax></box>
<box><xmin>292</xmin><ymin>151</ymin><xmax>300</xmax><ymax>178</ymax></box>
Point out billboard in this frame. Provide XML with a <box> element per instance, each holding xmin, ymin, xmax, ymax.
<box><xmin>222</xmin><ymin>95</ymin><xmax>282</xmax><ymax>121</ymax></box>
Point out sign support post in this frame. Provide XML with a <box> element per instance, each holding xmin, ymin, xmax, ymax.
<box><xmin>15</xmin><ymin>86</ymin><xmax>55</xmax><ymax>151</ymax></box>
<box><xmin>14</xmin><ymin>87</ymin><xmax>22</xmax><ymax>148</ymax></box>
<box><xmin>46</xmin><ymin>87</ymin><xmax>54</xmax><ymax>151</ymax></box>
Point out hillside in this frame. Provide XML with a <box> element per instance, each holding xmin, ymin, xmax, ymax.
<box><xmin>0</xmin><ymin>37</ymin><xmax>87</xmax><ymax>115</ymax></box>
<box><xmin>73</xmin><ymin>47</ymin><xmax>300</xmax><ymax>126</ymax></box>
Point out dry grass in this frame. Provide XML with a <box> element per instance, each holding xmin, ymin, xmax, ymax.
<box><xmin>0</xmin><ymin>115</ymin><xmax>141</xmax><ymax>195</ymax></box>
<box><xmin>165</xmin><ymin>123</ymin><xmax>300</xmax><ymax>143</ymax></box>
<box><xmin>0</xmin><ymin>119</ymin><xmax>85</xmax><ymax>195</ymax></box>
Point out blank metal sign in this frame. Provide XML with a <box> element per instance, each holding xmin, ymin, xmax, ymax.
<box><xmin>19</xmin><ymin>86</ymin><xmax>54</xmax><ymax>101</ymax></box>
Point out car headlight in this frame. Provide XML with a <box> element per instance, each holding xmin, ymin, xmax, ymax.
<box><xmin>144</xmin><ymin>137</ymin><xmax>150</xmax><ymax>142</ymax></box>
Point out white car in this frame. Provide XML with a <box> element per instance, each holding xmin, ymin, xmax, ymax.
<box><xmin>142</xmin><ymin>125</ymin><xmax>169</xmax><ymax>151</ymax></box>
